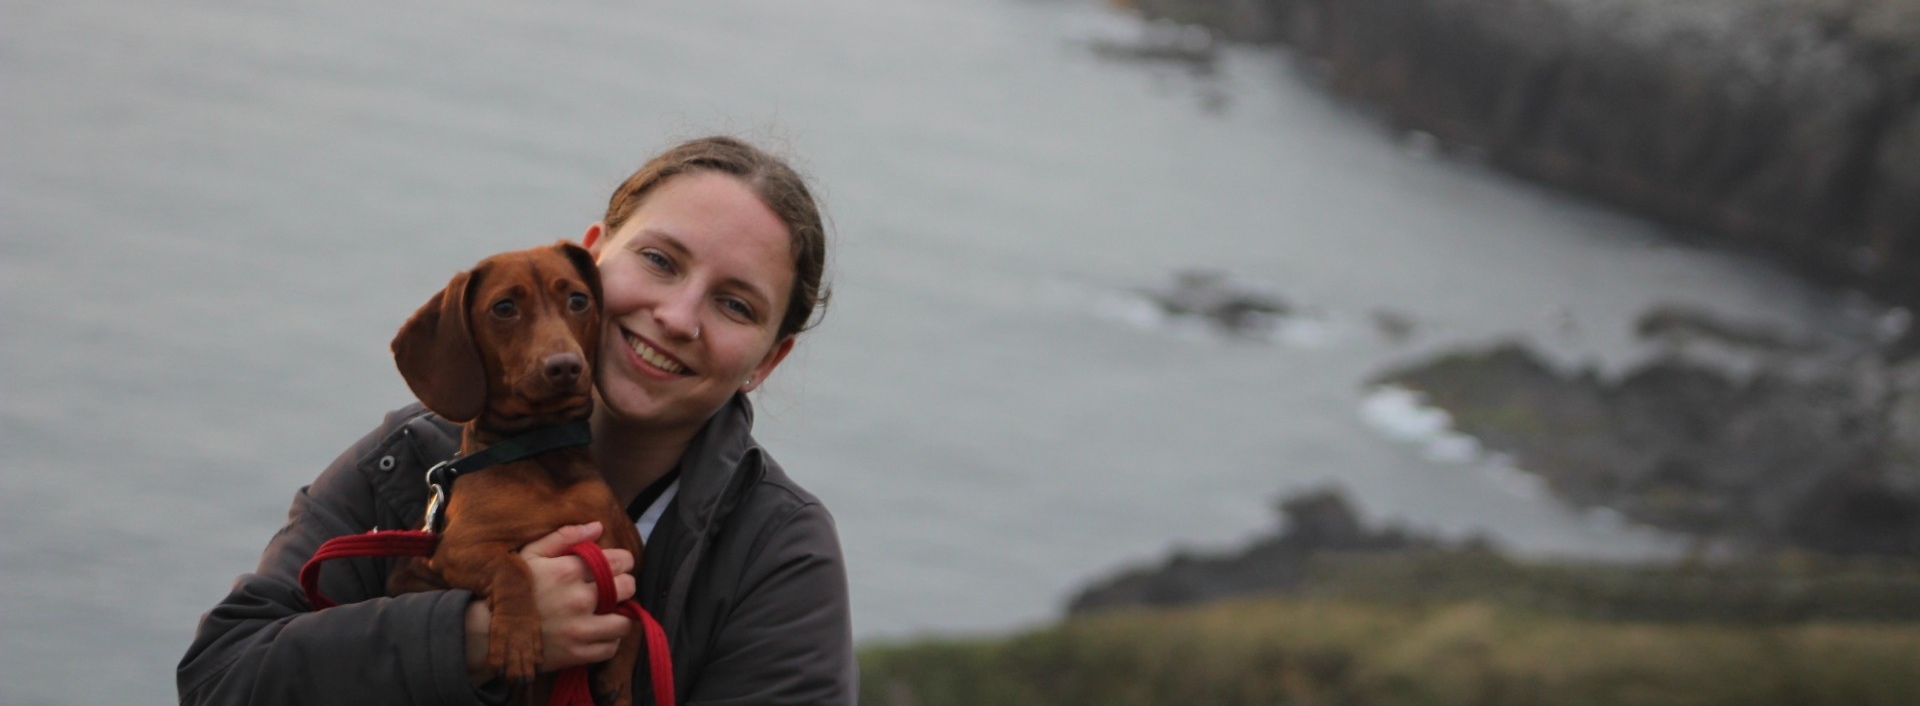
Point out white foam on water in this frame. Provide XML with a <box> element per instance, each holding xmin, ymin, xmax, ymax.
<box><xmin>1358</xmin><ymin>385</ymin><xmax>1484</xmax><ymax>464</ymax></box>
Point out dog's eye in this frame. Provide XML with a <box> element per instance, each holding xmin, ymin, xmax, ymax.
<box><xmin>568</xmin><ymin>292</ymin><xmax>590</xmax><ymax>313</ymax></box>
<box><xmin>491</xmin><ymin>299</ymin><xmax>517</xmax><ymax>319</ymax></box>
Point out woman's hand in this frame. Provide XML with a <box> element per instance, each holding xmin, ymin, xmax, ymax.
<box><xmin>463</xmin><ymin>522</ymin><xmax>637</xmax><ymax>685</ymax></box>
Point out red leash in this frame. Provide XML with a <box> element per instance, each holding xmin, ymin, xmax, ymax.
<box><xmin>298</xmin><ymin>530</ymin><xmax>439</xmax><ymax>609</ymax></box>
<box><xmin>550</xmin><ymin>540</ymin><xmax>675</xmax><ymax>706</ymax></box>
<box><xmin>300</xmin><ymin>532</ymin><xmax>674</xmax><ymax>705</ymax></box>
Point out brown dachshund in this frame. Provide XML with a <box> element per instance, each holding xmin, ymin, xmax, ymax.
<box><xmin>388</xmin><ymin>240</ymin><xmax>643</xmax><ymax>705</ymax></box>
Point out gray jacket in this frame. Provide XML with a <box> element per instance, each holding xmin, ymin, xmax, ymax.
<box><xmin>179</xmin><ymin>394</ymin><xmax>856</xmax><ymax>705</ymax></box>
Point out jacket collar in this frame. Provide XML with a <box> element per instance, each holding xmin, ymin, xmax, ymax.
<box><xmin>666</xmin><ymin>392</ymin><xmax>765</xmax><ymax>536</ymax></box>
<box><xmin>643</xmin><ymin>393</ymin><xmax>766</xmax><ymax>643</ymax></box>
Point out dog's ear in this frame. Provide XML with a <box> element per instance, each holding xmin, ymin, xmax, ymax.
<box><xmin>391</xmin><ymin>268</ymin><xmax>487</xmax><ymax>423</ymax></box>
<box><xmin>555</xmin><ymin>239</ymin><xmax>603</xmax><ymax>307</ymax></box>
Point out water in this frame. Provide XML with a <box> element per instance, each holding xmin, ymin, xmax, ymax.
<box><xmin>0</xmin><ymin>0</ymin><xmax>1875</xmax><ymax>702</ymax></box>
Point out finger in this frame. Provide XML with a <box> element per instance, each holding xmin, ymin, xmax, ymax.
<box><xmin>547</xmin><ymin>620</ymin><xmax>626</xmax><ymax>671</ymax></box>
<box><xmin>614</xmin><ymin>574</ymin><xmax>636</xmax><ymax>603</ymax></box>
<box><xmin>572</xmin><ymin>614</ymin><xmax>634</xmax><ymax>644</ymax></box>
<box><xmin>564</xmin><ymin>640</ymin><xmax>619</xmax><ymax>668</ymax></box>
<box><xmin>557</xmin><ymin>582</ymin><xmax>601</xmax><ymax>615</ymax></box>
<box><xmin>521</xmin><ymin>522</ymin><xmax>603</xmax><ymax>559</ymax></box>
<box><xmin>558</xmin><ymin>635</ymin><xmax>621</xmax><ymax>669</ymax></box>
<box><xmin>603</xmin><ymin>548</ymin><xmax>634</xmax><ymax>575</ymax></box>
<box><xmin>523</xmin><ymin>554</ymin><xmax>590</xmax><ymax>591</ymax></box>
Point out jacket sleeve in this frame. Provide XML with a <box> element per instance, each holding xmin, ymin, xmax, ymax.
<box><xmin>685</xmin><ymin>502</ymin><xmax>857</xmax><ymax>706</ymax></box>
<box><xmin>178</xmin><ymin>414</ymin><xmax>492</xmax><ymax>706</ymax></box>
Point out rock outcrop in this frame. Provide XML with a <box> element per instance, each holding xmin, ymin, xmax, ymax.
<box><xmin>1120</xmin><ymin>0</ymin><xmax>1920</xmax><ymax>305</ymax></box>
<box><xmin>1069</xmin><ymin>485</ymin><xmax>1920</xmax><ymax>620</ymax></box>
<box><xmin>1068</xmin><ymin>489</ymin><xmax>1457</xmax><ymax>612</ymax></box>
<box><xmin>1374</xmin><ymin>306</ymin><xmax>1920</xmax><ymax>556</ymax></box>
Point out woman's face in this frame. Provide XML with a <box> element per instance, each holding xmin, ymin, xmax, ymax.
<box><xmin>584</xmin><ymin>171</ymin><xmax>796</xmax><ymax>432</ymax></box>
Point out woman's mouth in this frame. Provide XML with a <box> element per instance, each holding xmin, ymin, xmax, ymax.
<box><xmin>624</xmin><ymin>330</ymin><xmax>691</xmax><ymax>375</ymax></box>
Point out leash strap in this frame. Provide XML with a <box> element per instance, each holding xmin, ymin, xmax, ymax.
<box><xmin>299</xmin><ymin>530</ymin><xmax>440</xmax><ymax>609</ymax></box>
<box><xmin>550</xmin><ymin>540</ymin><xmax>675</xmax><ymax>706</ymax></box>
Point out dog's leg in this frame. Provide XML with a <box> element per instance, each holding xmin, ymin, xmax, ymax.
<box><xmin>593</xmin><ymin>621</ymin><xmax>642</xmax><ymax>706</ymax></box>
<box><xmin>436</xmin><ymin>543</ymin><xmax>544</xmax><ymax>684</ymax></box>
<box><xmin>385</xmin><ymin>556</ymin><xmax>451</xmax><ymax>595</ymax></box>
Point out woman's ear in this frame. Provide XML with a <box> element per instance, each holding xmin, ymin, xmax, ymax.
<box><xmin>743</xmin><ymin>336</ymin><xmax>797</xmax><ymax>393</ymax></box>
<box><xmin>582</xmin><ymin>222</ymin><xmax>607</xmax><ymax>253</ymax></box>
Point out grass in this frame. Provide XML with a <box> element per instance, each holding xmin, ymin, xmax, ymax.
<box><xmin>1293</xmin><ymin>551</ymin><xmax>1920</xmax><ymax>624</ymax></box>
<box><xmin>860</xmin><ymin>596</ymin><xmax>1920</xmax><ymax>706</ymax></box>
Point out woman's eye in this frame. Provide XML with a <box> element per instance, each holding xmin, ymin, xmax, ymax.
<box><xmin>568</xmin><ymin>292</ymin><xmax>590</xmax><ymax>313</ymax></box>
<box><xmin>640</xmin><ymin>249</ymin><xmax>673</xmax><ymax>272</ymax></box>
<box><xmin>722</xmin><ymin>299</ymin><xmax>755</xmax><ymax>321</ymax></box>
<box><xmin>491</xmin><ymin>299</ymin><xmax>517</xmax><ymax>318</ymax></box>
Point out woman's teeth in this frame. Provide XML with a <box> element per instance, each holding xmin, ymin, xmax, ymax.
<box><xmin>627</xmin><ymin>334</ymin><xmax>688</xmax><ymax>374</ymax></box>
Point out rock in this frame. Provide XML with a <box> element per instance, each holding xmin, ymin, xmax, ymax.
<box><xmin>1371</xmin><ymin>306</ymin><xmax>1920</xmax><ymax>556</ymax></box>
<box><xmin>1085</xmin><ymin>18</ymin><xmax>1220</xmax><ymax>70</ymax></box>
<box><xmin>1635</xmin><ymin>304</ymin><xmax>1817</xmax><ymax>353</ymax></box>
<box><xmin>1068</xmin><ymin>488</ymin><xmax>1444</xmax><ymax>613</ymax></box>
<box><xmin>1275</xmin><ymin>490</ymin><xmax>1366</xmax><ymax>548</ymax></box>
<box><xmin>1370</xmin><ymin>309</ymin><xmax>1417</xmax><ymax>342</ymax></box>
<box><xmin>1137</xmin><ymin>269</ymin><xmax>1291</xmax><ymax>335</ymax></box>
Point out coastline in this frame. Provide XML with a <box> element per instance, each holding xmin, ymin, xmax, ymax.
<box><xmin>1122</xmin><ymin>0</ymin><xmax>1920</xmax><ymax>305</ymax></box>
<box><xmin>854</xmin><ymin>8</ymin><xmax>1920</xmax><ymax>695</ymax></box>
<box><xmin>864</xmin><ymin>487</ymin><xmax>1920</xmax><ymax>705</ymax></box>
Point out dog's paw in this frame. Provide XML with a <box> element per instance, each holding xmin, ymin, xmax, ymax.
<box><xmin>486</xmin><ymin>613</ymin><xmax>544</xmax><ymax>685</ymax></box>
<box><xmin>594</xmin><ymin>668</ymin><xmax>634</xmax><ymax>706</ymax></box>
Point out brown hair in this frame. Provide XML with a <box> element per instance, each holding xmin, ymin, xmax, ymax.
<box><xmin>603</xmin><ymin>136</ymin><xmax>829</xmax><ymax>340</ymax></box>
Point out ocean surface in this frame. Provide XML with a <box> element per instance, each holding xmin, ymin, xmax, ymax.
<box><xmin>0</xmin><ymin>0</ymin><xmax>1882</xmax><ymax>702</ymax></box>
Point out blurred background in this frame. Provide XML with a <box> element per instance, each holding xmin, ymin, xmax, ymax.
<box><xmin>6</xmin><ymin>0</ymin><xmax>1919</xmax><ymax>703</ymax></box>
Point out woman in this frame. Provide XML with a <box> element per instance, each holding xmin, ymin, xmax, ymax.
<box><xmin>179</xmin><ymin>136</ymin><xmax>855</xmax><ymax>705</ymax></box>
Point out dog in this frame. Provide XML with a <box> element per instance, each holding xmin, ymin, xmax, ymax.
<box><xmin>388</xmin><ymin>240</ymin><xmax>643</xmax><ymax>705</ymax></box>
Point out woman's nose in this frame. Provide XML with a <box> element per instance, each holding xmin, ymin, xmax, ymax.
<box><xmin>654</xmin><ymin>286</ymin><xmax>703</xmax><ymax>340</ymax></box>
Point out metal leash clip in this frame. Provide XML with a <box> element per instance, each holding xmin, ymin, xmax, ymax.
<box><xmin>421</xmin><ymin>459</ymin><xmax>455</xmax><ymax>534</ymax></box>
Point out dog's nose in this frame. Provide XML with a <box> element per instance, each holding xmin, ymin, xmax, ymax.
<box><xmin>543</xmin><ymin>352</ymin><xmax>584</xmax><ymax>383</ymax></box>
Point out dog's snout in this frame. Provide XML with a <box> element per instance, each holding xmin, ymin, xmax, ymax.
<box><xmin>543</xmin><ymin>352</ymin><xmax>585</xmax><ymax>383</ymax></box>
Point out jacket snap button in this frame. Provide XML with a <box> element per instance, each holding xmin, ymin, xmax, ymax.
<box><xmin>377</xmin><ymin>455</ymin><xmax>397</xmax><ymax>471</ymax></box>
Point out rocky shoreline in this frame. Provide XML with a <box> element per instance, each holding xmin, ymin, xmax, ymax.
<box><xmin>1070</xmin><ymin>303</ymin><xmax>1920</xmax><ymax>617</ymax></box>
<box><xmin>1117</xmin><ymin>0</ymin><xmax>1920</xmax><ymax>306</ymax></box>
<box><xmin>1370</xmin><ymin>305</ymin><xmax>1920</xmax><ymax>558</ymax></box>
<box><xmin>889</xmin><ymin>492</ymin><xmax>1920</xmax><ymax>706</ymax></box>
<box><xmin>1068</xmin><ymin>489</ymin><xmax>1465</xmax><ymax>612</ymax></box>
<box><xmin>1062</xmin><ymin>0</ymin><xmax>1920</xmax><ymax>633</ymax></box>
<box><xmin>1117</xmin><ymin>266</ymin><xmax>1920</xmax><ymax>559</ymax></box>
<box><xmin>1068</xmin><ymin>486</ymin><xmax>1920</xmax><ymax>621</ymax></box>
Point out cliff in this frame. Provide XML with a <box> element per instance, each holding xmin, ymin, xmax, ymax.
<box><xmin>1125</xmin><ymin>0</ymin><xmax>1920</xmax><ymax>303</ymax></box>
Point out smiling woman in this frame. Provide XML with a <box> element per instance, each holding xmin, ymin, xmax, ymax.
<box><xmin>178</xmin><ymin>136</ymin><xmax>855</xmax><ymax>705</ymax></box>
<box><xmin>585</xmin><ymin>173</ymin><xmax>799</xmax><ymax>452</ymax></box>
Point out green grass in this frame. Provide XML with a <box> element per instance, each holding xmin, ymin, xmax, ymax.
<box><xmin>1294</xmin><ymin>551</ymin><xmax>1920</xmax><ymax>623</ymax></box>
<box><xmin>860</xmin><ymin>597</ymin><xmax>1920</xmax><ymax>706</ymax></box>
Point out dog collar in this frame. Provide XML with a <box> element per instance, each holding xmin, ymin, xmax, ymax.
<box><xmin>420</xmin><ymin>419</ymin><xmax>594</xmax><ymax>533</ymax></box>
